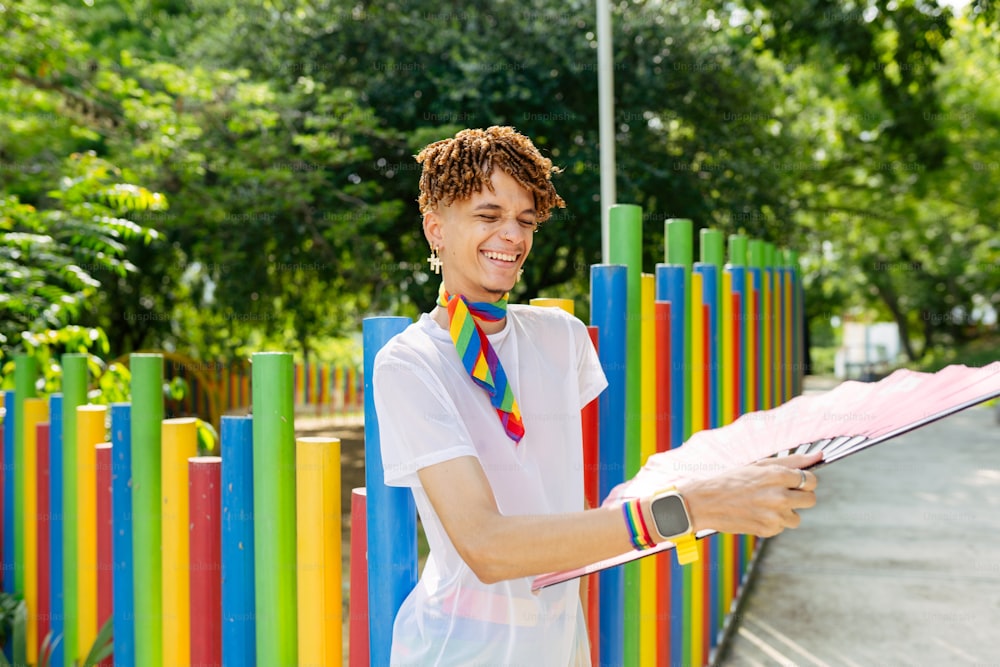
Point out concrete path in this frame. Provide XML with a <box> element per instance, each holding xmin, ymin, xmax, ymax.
<box><xmin>717</xmin><ymin>389</ymin><xmax>1000</xmax><ymax>666</ymax></box>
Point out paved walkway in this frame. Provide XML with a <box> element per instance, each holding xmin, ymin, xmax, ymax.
<box><xmin>717</xmin><ymin>384</ymin><xmax>1000</xmax><ymax>666</ymax></box>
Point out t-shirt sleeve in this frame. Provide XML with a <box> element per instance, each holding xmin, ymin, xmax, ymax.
<box><xmin>372</xmin><ymin>345</ymin><xmax>479</xmax><ymax>488</ymax></box>
<box><xmin>572</xmin><ymin>317</ymin><xmax>608</xmax><ymax>409</ymax></box>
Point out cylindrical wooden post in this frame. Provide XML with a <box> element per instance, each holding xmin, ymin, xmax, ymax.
<box><xmin>688</xmin><ymin>269</ymin><xmax>706</xmax><ymax>666</ymax></box>
<box><xmin>96</xmin><ymin>442</ymin><xmax>113</xmax><ymax>667</ymax></box>
<box><xmin>111</xmin><ymin>403</ymin><xmax>135</xmax><ymax>667</ymax></box>
<box><xmin>638</xmin><ymin>273</ymin><xmax>658</xmax><ymax>666</ymax></box>
<box><xmin>591</xmin><ymin>264</ymin><xmax>627</xmax><ymax>665</ymax></box>
<box><xmin>363</xmin><ymin>317</ymin><xmax>418</xmax><ymax>667</ymax></box>
<box><xmin>47</xmin><ymin>393</ymin><xmax>67</xmax><ymax>667</ymax></box>
<box><xmin>528</xmin><ymin>297</ymin><xmax>575</xmax><ymax>312</ymax></box>
<box><xmin>720</xmin><ymin>269</ymin><xmax>737</xmax><ymax>616</ymax></box>
<box><xmin>2</xmin><ymin>391</ymin><xmax>13</xmax><ymax>596</ymax></box>
<box><xmin>61</xmin><ymin>353</ymin><xmax>88</xmax><ymax>667</ymax></box>
<box><xmin>654</xmin><ymin>297</ymin><xmax>673</xmax><ymax>666</ymax></box>
<box><xmin>656</xmin><ymin>262</ymin><xmax>687</xmax><ymax>667</ymax></box>
<box><xmin>77</xmin><ymin>404</ymin><xmax>106</xmax><ymax>663</ymax></box>
<box><xmin>251</xmin><ymin>353</ymin><xmax>298</xmax><ymax>667</ymax></box>
<box><xmin>2</xmin><ymin>391</ymin><xmax>14</xmax><ymax>596</ymax></box>
<box><xmin>36</xmin><ymin>421</ymin><xmax>52</xmax><ymax>663</ymax></box>
<box><xmin>23</xmin><ymin>398</ymin><xmax>48</xmax><ymax>664</ymax></box>
<box><xmin>14</xmin><ymin>355</ymin><xmax>39</xmax><ymax>603</ymax></box>
<box><xmin>130</xmin><ymin>353</ymin><xmax>164</xmax><ymax>667</ymax></box>
<box><xmin>610</xmin><ymin>204</ymin><xmax>642</xmax><ymax>667</ymax></box>
<box><xmin>296</xmin><ymin>438</ymin><xmax>341</xmax><ymax>666</ymax></box>
<box><xmin>190</xmin><ymin>456</ymin><xmax>222</xmax><ymax>667</ymax></box>
<box><xmin>161</xmin><ymin>418</ymin><xmax>197</xmax><ymax>667</ymax></box>
<box><xmin>221</xmin><ymin>415</ymin><xmax>255</xmax><ymax>667</ymax></box>
<box><xmin>348</xmin><ymin>488</ymin><xmax>370</xmax><ymax>667</ymax></box>
<box><xmin>665</xmin><ymin>219</ymin><xmax>693</xmax><ymax>432</ymax></box>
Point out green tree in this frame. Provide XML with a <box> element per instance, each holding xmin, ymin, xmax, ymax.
<box><xmin>0</xmin><ymin>151</ymin><xmax>162</xmax><ymax>355</ymax></box>
<box><xmin>2</xmin><ymin>0</ymin><xmax>402</xmax><ymax>359</ymax></box>
<box><xmin>783</xmin><ymin>16</ymin><xmax>999</xmax><ymax>360</ymax></box>
<box><xmin>2</xmin><ymin>0</ymin><xmax>995</xmax><ymax>367</ymax></box>
<box><xmin>204</xmin><ymin>0</ymin><xmax>809</xmax><ymax>302</ymax></box>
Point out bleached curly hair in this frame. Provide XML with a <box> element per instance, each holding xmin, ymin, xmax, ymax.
<box><xmin>415</xmin><ymin>126</ymin><xmax>566</xmax><ymax>224</ymax></box>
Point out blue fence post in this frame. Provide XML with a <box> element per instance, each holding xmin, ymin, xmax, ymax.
<box><xmin>110</xmin><ymin>403</ymin><xmax>135</xmax><ymax>667</ymax></box>
<box><xmin>657</xmin><ymin>263</ymin><xmax>687</xmax><ymax>667</ymax></box>
<box><xmin>3</xmin><ymin>390</ymin><xmax>15</xmax><ymax>596</ymax></box>
<box><xmin>591</xmin><ymin>264</ymin><xmax>627</xmax><ymax>665</ymax></box>
<box><xmin>48</xmin><ymin>394</ymin><xmax>65</xmax><ymax>667</ymax></box>
<box><xmin>363</xmin><ymin>317</ymin><xmax>418</xmax><ymax>667</ymax></box>
<box><xmin>221</xmin><ymin>415</ymin><xmax>255</xmax><ymax>667</ymax></box>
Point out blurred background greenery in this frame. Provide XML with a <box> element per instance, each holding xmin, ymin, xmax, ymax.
<box><xmin>2</xmin><ymin>0</ymin><xmax>997</xmax><ymax>372</ymax></box>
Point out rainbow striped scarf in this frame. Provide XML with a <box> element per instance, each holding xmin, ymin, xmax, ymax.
<box><xmin>437</xmin><ymin>285</ymin><xmax>524</xmax><ymax>443</ymax></box>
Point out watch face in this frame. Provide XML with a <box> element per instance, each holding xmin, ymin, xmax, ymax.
<box><xmin>651</xmin><ymin>494</ymin><xmax>690</xmax><ymax>539</ymax></box>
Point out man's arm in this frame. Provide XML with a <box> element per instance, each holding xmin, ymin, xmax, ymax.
<box><xmin>418</xmin><ymin>450</ymin><xmax>821</xmax><ymax>584</ymax></box>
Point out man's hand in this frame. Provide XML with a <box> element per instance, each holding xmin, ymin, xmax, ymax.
<box><xmin>676</xmin><ymin>451</ymin><xmax>821</xmax><ymax>538</ymax></box>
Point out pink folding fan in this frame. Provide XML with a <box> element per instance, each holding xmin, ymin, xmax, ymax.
<box><xmin>532</xmin><ymin>362</ymin><xmax>1000</xmax><ymax>590</ymax></box>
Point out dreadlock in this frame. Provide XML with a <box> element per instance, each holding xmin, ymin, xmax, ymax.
<box><xmin>415</xmin><ymin>126</ymin><xmax>566</xmax><ymax>224</ymax></box>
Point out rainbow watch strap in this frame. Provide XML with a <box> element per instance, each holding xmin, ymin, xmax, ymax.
<box><xmin>622</xmin><ymin>498</ymin><xmax>656</xmax><ymax>550</ymax></box>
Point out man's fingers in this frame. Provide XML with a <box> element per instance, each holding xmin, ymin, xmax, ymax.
<box><xmin>691</xmin><ymin>455</ymin><xmax>821</xmax><ymax>537</ymax></box>
<box><xmin>769</xmin><ymin>451</ymin><xmax>823</xmax><ymax>470</ymax></box>
<box><xmin>754</xmin><ymin>452</ymin><xmax>821</xmax><ymax>492</ymax></box>
<box><xmin>787</xmin><ymin>488</ymin><xmax>817</xmax><ymax>510</ymax></box>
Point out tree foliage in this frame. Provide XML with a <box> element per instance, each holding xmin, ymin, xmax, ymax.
<box><xmin>1</xmin><ymin>0</ymin><xmax>996</xmax><ymax>363</ymax></box>
<box><xmin>0</xmin><ymin>151</ymin><xmax>162</xmax><ymax>352</ymax></box>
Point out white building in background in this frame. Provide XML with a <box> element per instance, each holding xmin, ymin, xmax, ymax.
<box><xmin>835</xmin><ymin>321</ymin><xmax>903</xmax><ymax>380</ymax></box>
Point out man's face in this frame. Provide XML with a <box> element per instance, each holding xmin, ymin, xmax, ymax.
<box><xmin>425</xmin><ymin>168</ymin><xmax>537</xmax><ymax>302</ymax></box>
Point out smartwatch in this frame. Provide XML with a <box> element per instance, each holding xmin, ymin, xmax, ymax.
<box><xmin>649</xmin><ymin>487</ymin><xmax>699</xmax><ymax>565</ymax></box>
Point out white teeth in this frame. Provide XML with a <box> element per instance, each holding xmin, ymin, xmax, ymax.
<box><xmin>483</xmin><ymin>250</ymin><xmax>517</xmax><ymax>262</ymax></box>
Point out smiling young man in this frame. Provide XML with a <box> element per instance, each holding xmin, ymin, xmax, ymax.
<box><xmin>372</xmin><ymin>126</ymin><xmax>820</xmax><ymax>666</ymax></box>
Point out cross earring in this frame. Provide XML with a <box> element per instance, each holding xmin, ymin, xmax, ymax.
<box><xmin>517</xmin><ymin>268</ymin><xmax>524</xmax><ymax>283</ymax></box>
<box><xmin>428</xmin><ymin>245</ymin><xmax>442</xmax><ymax>274</ymax></box>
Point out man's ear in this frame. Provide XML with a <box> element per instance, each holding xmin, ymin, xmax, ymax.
<box><xmin>423</xmin><ymin>210</ymin><xmax>444</xmax><ymax>249</ymax></box>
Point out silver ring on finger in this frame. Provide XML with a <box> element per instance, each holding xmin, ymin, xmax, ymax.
<box><xmin>795</xmin><ymin>469</ymin><xmax>808</xmax><ymax>490</ymax></box>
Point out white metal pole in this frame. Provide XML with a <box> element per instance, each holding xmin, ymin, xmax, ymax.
<box><xmin>596</xmin><ymin>0</ymin><xmax>616</xmax><ymax>264</ymax></box>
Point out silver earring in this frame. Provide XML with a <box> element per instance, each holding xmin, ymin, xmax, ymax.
<box><xmin>517</xmin><ymin>268</ymin><xmax>524</xmax><ymax>283</ymax></box>
<box><xmin>428</xmin><ymin>245</ymin><xmax>442</xmax><ymax>274</ymax></box>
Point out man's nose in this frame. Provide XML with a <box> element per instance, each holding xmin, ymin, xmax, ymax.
<box><xmin>498</xmin><ymin>217</ymin><xmax>524</xmax><ymax>242</ymax></box>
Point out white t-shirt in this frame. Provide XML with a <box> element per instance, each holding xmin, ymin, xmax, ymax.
<box><xmin>373</xmin><ymin>304</ymin><xmax>608</xmax><ymax>666</ymax></box>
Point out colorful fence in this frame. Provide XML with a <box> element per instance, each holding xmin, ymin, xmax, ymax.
<box><xmin>0</xmin><ymin>215</ymin><xmax>801</xmax><ymax>667</ymax></box>
<box><xmin>360</xmin><ymin>213</ymin><xmax>803</xmax><ymax>666</ymax></box>
<box><xmin>114</xmin><ymin>353</ymin><xmax>364</xmax><ymax>429</ymax></box>
<box><xmin>1</xmin><ymin>352</ymin><xmax>346</xmax><ymax>667</ymax></box>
